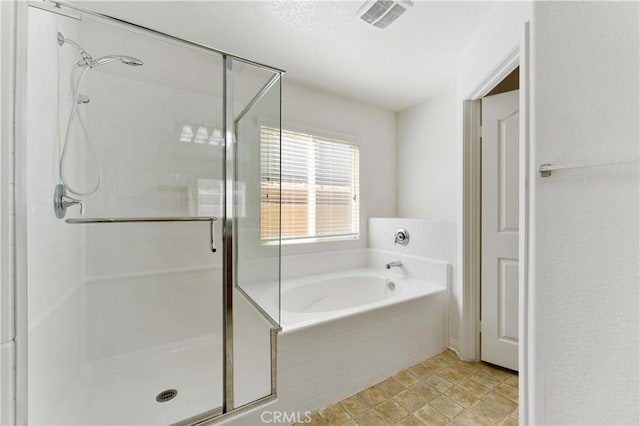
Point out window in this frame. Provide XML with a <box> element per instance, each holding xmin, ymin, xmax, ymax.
<box><xmin>260</xmin><ymin>127</ymin><xmax>360</xmax><ymax>243</ymax></box>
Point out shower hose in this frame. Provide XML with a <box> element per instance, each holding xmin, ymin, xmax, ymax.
<box><xmin>60</xmin><ymin>63</ymin><xmax>102</xmax><ymax>196</ymax></box>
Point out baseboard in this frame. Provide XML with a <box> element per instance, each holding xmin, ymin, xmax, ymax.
<box><xmin>448</xmin><ymin>338</ymin><xmax>461</xmax><ymax>359</ymax></box>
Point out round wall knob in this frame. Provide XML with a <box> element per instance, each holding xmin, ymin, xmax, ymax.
<box><xmin>394</xmin><ymin>229</ymin><xmax>409</xmax><ymax>246</ymax></box>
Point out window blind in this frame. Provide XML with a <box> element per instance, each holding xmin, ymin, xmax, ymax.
<box><xmin>260</xmin><ymin>127</ymin><xmax>360</xmax><ymax>242</ymax></box>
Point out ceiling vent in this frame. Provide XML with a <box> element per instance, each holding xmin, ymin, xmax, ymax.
<box><xmin>357</xmin><ymin>0</ymin><xmax>413</xmax><ymax>29</ymax></box>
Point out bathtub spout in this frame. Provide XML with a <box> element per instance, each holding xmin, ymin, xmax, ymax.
<box><xmin>385</xmin><ymin>261</ymin><xmax>403</xmax><ymax>269</ymax></box>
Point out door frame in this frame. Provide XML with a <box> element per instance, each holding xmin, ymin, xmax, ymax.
<box><xmin>460</xmin><ymin>22</ymin><xmax>531</xmax><ymax>423</ymax></box>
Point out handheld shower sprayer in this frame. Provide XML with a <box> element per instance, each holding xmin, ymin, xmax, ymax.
<box><xmin>57</xmin><ymin>32</ymin><xmax>145</xmax><ymax>69</ymax></box>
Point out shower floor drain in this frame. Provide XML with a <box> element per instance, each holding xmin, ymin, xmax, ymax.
<box><xmin>156</xmin><ymin>389</ymin><xmax>178</xmax><ymax>403</ymax></box>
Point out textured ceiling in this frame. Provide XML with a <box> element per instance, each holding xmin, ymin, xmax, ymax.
<box><xmin>81</xmin><ymin>1</ymin><xmax>495</xmax><ymax>111</ymax></box>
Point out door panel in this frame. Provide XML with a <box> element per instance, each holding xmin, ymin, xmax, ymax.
<box><xmin>481</xmin><ymin>90</ymin><xmax>519</xmax><ymax>371</ymax></box>
<box><xmin>498</xmin><ymin>258</ymin><xmax>519</xmax><ymax>344</ymax></box>
<box><xmin>498</xmin><ymin>111</ymin><xmax>520</xmax><ymax>233</ymax></box>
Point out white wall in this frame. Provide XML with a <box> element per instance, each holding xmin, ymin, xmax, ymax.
<box><xmin>453</xmin><ymin>1</ymin><xmax>533</xmax><ymax>354</ymax></box>
<box><xmin>0</xmin><ymin>1</ymin><xmax>16</xmax><ymax>424</ymax></box>
<box><xmin>457</xmin><ymin>2</ymin><xmax>532</xmax><ymax>100</ymax></box>
<box><xmin>530</xmin><ymin>2</ymin><xmax>639</xmax><ymax>424</ymax></box>
<box><xmin>396</xmin><ymin>92</ymin><xmax>457</xmax><ymax>220</ymax></box>
<box><xmin>395</xmin><ymin>96</ymin><xmax>458</xmax><ymax>342</ymax></box>
<box><xmin>369</xmin><ymin>218</ymin><xmax>456</xmax><ymax>264</ymax></box>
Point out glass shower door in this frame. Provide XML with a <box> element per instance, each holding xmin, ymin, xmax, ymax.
<box><xmin>26</xmin><ymin>7</ymin><xmax>226</xmax><ymax>425</ymax></box>
<box><xmin>229</xmin><ymin>59</ymin><xmax>282</xmax><ymax>408</ymax></box>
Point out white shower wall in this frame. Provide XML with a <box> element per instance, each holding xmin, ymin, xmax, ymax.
<box><xmin>81</xmin><ymin>69</ymin><xmax>224</xmax><ymax>359</ymax></box>
<box><xmin>26</xmin><ymin>9</ymin><xmax>86</xmax><ymax>421</ymax></box>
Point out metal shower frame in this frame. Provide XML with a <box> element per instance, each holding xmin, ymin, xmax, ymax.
<box><xmin>20</xmin><ymin>1</ymin><xmax>284</xmax><ymax>424</ymax></box>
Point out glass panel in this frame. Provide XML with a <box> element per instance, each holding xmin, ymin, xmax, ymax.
<box><xmin>231</xmin><ymin>59</ymin><xmax>282</xmax><ymax>407</ymax></box>
<box><xmin>26</xmin><ymin>7</ymin><xmax>224</xmax><ymax>424</ymax></box>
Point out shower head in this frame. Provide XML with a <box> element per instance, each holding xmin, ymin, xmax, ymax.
<box><xmin>57</xmin><ymin>32</ymin><xmax>143</xmax><ymax>68</ymax></box>
<box><xmin>94</xmin><ymin>55</ymin><xmax>144</xmax><ymax>67</ymax></box>
<box><xmin>120</xmin><ymin>57</ymin><xmax>144</xmax><ymax>67</ymax></box>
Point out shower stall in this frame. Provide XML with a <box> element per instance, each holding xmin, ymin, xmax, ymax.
<box><xmin>18</xmin><ymin>2</ymin><xmax>282</xmax><ymax>424</ymax></box>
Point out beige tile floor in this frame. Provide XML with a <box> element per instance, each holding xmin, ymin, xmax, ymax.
<box><xmin>296</xmin><ymin>350</ymin><xmax>518</xmax><ymax>426</ymax></box>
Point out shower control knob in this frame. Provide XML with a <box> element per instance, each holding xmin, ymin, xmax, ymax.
<box><xmin>54</xmin><ymin>184</ymin><xmax>84</xmax><ymax>219</ymax></box>
<box><xmin>394</xmin><ymin>229</ymin><xmax>409</xmax><ymax>246</ymax></box>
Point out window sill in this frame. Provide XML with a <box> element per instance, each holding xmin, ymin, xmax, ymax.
<box><xmin>262</xmin><ymin>234</ymin><xmax>359</xmax><ymax>246</ymax></box>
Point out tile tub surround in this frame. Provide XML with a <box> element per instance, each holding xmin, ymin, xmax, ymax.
<box><xmin>226</xmin><ymin>288</ymin><xmax>447</xmax><ymax>426</ymax></box>
<box><xmin>296</xmin><ymin>350</ymin><xmax>518</xmax><ymax>426</ymax></box>
<box><xmin>224</xmin><ymin>247</ymin><xmax>449</xmax><ymax>426</ymax></box>
<box><xmin>368</xmin><ymin>218</ymin><xmax>461</xmax><ymax>354</ymax></box>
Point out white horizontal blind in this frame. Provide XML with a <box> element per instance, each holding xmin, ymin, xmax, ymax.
<box><xmin>260</xmin><ymin>127</ymin><xmax>359</xmax><ymax>242</ymax></box>
<box><xmin>260</xmin><ymin>127</ymin><xmax>283</xmax><ymax>240</ymax></box>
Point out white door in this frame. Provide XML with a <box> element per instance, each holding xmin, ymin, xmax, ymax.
<box><xmin>481</xmin><ymin>90</ymin><xmax>519</xmax><ymax>371</ymax></box>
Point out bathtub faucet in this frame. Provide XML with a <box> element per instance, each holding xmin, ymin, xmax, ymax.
<box><xmin>385</xmin><ymin>261</ymin><xmax>403</xmax><ymax>269</ymax></box>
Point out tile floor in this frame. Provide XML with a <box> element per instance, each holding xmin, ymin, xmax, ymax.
<box><xmin>296</xmin><ymin>350</ymin><xmax>518</xmax><ymax>426</ymax></box>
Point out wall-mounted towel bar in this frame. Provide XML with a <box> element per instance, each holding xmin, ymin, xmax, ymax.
<box><xmin>66</xmin><ymin>216</ymin><xmax>218</xmax><ymax>252</ymax></box>
<box><xmin>539</xmin><ymin>158</ymin><xmax>640</xmax><ymax>177</ymax></box>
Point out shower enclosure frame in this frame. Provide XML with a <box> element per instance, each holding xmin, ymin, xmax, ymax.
<box><xmin>12</xmin><ymin>1</ymin><xmax>284</xmax><ymax>424</ymax></box>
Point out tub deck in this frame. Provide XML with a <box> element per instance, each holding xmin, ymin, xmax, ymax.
<box><xmin>279</xmin><ymin>267</ymin><xmax>446</xmax><ymax>332</ymax></box>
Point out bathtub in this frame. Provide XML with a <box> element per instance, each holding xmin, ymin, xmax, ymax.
<box><xmin>229</xmin><ymin>251</ymin><xmax>449</xmax><ymax>426</ymax></box>
<box><xmin>281</xmin><ymin>268</ymin><xmax>445</xmax><ymax>332</ymax></box>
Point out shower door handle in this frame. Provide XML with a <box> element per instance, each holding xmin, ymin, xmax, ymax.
<box><xmin>209</xmin><ymin>219</ymin><xmax>216</xmax><ymax>253</ymax></box>
<box><xmin>65</xmin><ymin>216</ymin><xmax>218</xmax><ymax>253</ymax></box>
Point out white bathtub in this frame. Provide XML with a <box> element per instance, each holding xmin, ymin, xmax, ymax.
<box><xmin>281</xmin><ymin>268</ymin><xmax>445</xmax><ymax>332</ymax></box>
<box><xmin>229</xmin><ymin>251</ymin><xmax>449</xmax><ymax>426</ymax></box>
